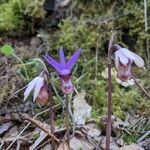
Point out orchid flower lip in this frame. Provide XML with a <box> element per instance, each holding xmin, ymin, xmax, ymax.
<box><xmin>61</xmin><ymin>77</ymin><xmax>73</xmax><ymax>94</ymax></box>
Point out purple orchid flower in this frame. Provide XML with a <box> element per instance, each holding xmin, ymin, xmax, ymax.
<box><xmin>113</xmin><ymin>45</ymin><xmax>145</xmax><ymax>81</ymax></box>
<box><xmin>44</xmin><ymin>47</ymin><xmax>81</xmax><ymax>94</ymax></box>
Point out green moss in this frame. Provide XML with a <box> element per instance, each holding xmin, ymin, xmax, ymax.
<box><xmin>0</xmin><ymin>0</ymin><xmax>45</xmax><ymax>32</ymax></box>
<box><xmin>91</xmin><ymin>109</ymin><xmax>101</xmax><ymax>123</ymax></box>
<box><xmin>32</xmin><ymin>132</ymin><xmax>40</xmax><ymax>141</ymax></box>
<box><xmin>0</xmin><ymin>2</ymin><xmax>24</xmax><ymax>31</ymax></box>
<box><xmin>49</xmin><ymin>17</ymin><xmax>99</xmax><ymax>53</ymax></box>
<box><xmin>55</xmin><ymin>115</ymin><xmax>64</xmax><ymax>128</ymax></box>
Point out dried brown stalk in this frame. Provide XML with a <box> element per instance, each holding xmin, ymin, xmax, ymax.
<box><xmin>5</xmin><ymin>104</ymin><xmax>60</xmax><ymax>150</ymax></box>
<box><xmin>21</xmin><ymin>113</ymin><xmax>60</xmax><ymax>143</ymax></box>
<box><xmin>106</xmin><ymin>32</ymin><xmax>115</xmax><ymax>150</ymax></box>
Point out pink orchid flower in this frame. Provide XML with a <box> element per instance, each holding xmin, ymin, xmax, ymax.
<box><xmin>114</xmin><ymin>45</ymin><xmax>144</xmax><ymax>81</ymax></box>
<box><xmin>24</xmin><ymin>76</ymin><xmax>44</xmax><ymax>102</ymax></box>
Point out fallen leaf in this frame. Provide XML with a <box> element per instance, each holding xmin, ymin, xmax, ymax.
<box><xmin>73</xmin><ymin>91</ymin><xmax>92</xmax><ymax>125</ymax></box>
<box><xmin>41</xmin><ymin>144</ymin><xmax>52</xmax><ymax>150</ymax></box>
<box><xmin>83</xmin><ymin>121</ymin><xmax>101</xmax><ymax>138</ymax></box>
<box><xmin>29</xmin><ymin>130</ymin><xmax>47</xmax><ymax>150</ymax></box>
<box><xmin>0</xmin><ymin>122</ymin><xmax>14</xmax><ymax>135</ymax></box>
<box><xmin>119</xmin><ymin>144</ymin><xmax>144</xmax><ymax>150</ymax></box>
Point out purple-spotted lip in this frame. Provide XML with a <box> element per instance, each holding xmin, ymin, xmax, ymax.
<box><xmin>117</xmin><ymin>74</ymin><xmax>132</xmax><ymax>82</ymax></box>
<box><xmin>61</xmin><ymin>78</ymin><xmax>73</xmax><ymax>94</ymax></box>
<box><xmin>116</xmin><ymin>59</ymin><xmax>133</xmax><ymax>82</ymax></box>
<box><xmin>62</xmin><ymin>85</ymin><xmax>73</xmax><ymax>94</ymax></box>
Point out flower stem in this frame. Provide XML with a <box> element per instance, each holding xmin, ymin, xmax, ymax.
<box><xmin>68</xmin><ymin>99</ymin><xmax>75</xmax><ymax>138</ymax></box>
<box><xmin>106</xmin><ymin>32</ymin><xmax>115</xmax><ymax>150</ymax></box>
<box><xmin>12</xmin><ymin>54</ymin><xmax>30</xmax><ymax>81</ymax></box>
<box><xmin>47</xmin><ymin>73</ymin><xmax>55</xmax><ymax>149</ymax></box>
<box><xmin>49</xmin><ymin>93</ymin><xmax>55</xmax><ymax>149</ymax></box>
<box><xmin>63</xmin><ymin>94</ymin><xmax>75</xmax><ymax>145</ymax></box>
<box><xmin>32</xmin><ymin>58</ymin><xmax>49</xmax><ymax>72</ymax></box>
<box><xmin>132</xmin><ymin>75</ymin><xmax>150</xmax><ymax>99</ymax></box>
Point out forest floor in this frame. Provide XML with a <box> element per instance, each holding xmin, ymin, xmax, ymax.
<box><xmin>0</xmin><ymin>37</ymin><xmax>149</xmax><ymax>150</ymax></box>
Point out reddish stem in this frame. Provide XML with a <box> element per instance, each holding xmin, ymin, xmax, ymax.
<box><xmin>64</xmin><ymin>97</ymin><xmax>70</xmax><ymax>146</ymax></box>
<box><xmin>47</xmin><ymin>80</ymin><xmax>55</xmax><ymax>149</ymax></box>
<box><xmin>49</xmin><ymin>90</ymin><xmax>55</xmax><ymax>149</ymax></box>
<box><xmin>106</xmin><ymin>33</ymin><xmax>115</xmax><ymax>150</ymax></box>
<box><xmin>44</xmin><ymin>70</ymin><xmax>55</xmax><ymax>150</ymax></box>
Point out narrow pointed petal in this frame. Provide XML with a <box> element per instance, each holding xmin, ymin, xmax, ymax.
<box><xmin>44</xmin><ymin>53</ymin><xmax>62</xmax><ymax>72</ymax></box>
<box><xmin>115</xmin><ymin>50</ymin><xmax>129</xmax><ymax>66</ymax></box>
<box><xmin>33</xmin><ymin>77</ymin><xmax>44</xmax><ymax>102</ymax></box>
<box><xmin>120</xmin><ymin>48</ymin><xmax>144</xmax><ymax>68</ymax></box>
<box><xmin>66</xmin><ymin>49</ymin><xmax>81</xmax><ymax>70</ymax></box>
<box><xmin>24</xmin><ymin>77</ymin><xmax>39</xmax><ymax>101</ymax></box>
<box><xmin>59</xmin><ymin>46</ymin><xmax>66</xmax><ymax>64</ymax></box>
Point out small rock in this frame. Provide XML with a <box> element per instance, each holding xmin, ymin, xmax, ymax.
<box><xmin>99</xmin><ymin>136</ymin><xmax>119</xmax><ymax>150</ymax></box>
<box><xmin>30</xmin><ymin>37</ymin><xmax>42</xmax><ymax>49</ymax></box>
<box><xmin>70</xmin><ymin>137</ymin><xmax>94</xmax><ymax>150</ymax></box>
<box><xmin>60</xmin><ymin>0</ymin><xmax>71</xmax><ymax>8</ymax></box>
<box><xmin>83</xmin><ymin>121</ymin><xmax>101</xmax><ymax>138</ymax></box>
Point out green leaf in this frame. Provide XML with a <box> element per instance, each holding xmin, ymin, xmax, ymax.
<box><xmin>0</xmin><ymin>44</ymin><xmax>14</xmax><ymax>56</ymax></box>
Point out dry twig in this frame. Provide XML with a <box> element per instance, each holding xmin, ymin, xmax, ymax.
<box><xmin>5</xmin><ymin>104</ymin><xmax>60</xmax><ymax>150</ymax></box>
<box><xmin>21</xmin><ymin>114</ymin><xmax>60</xmax><ymax>143</ymax></box>
<box><xmin>132</xmin><ymin>76</ymin><xmax>150</xmax><ymax>99</ymax></box>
